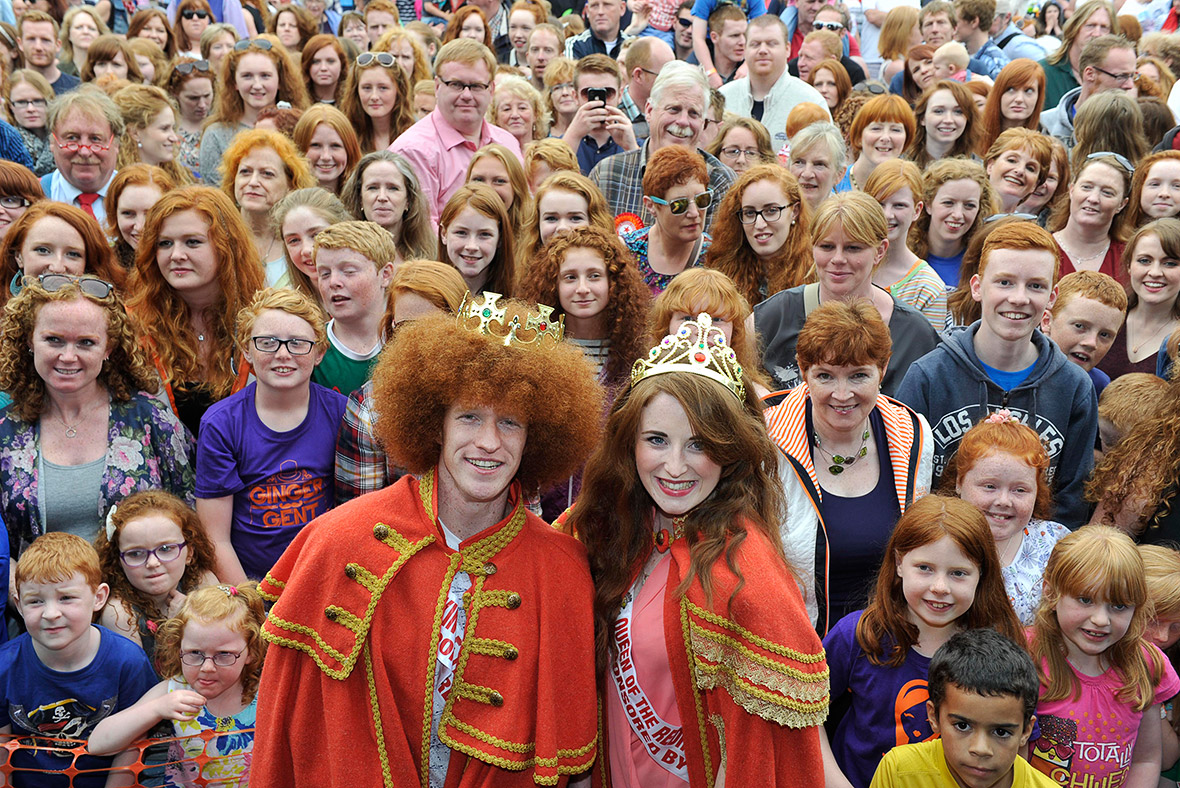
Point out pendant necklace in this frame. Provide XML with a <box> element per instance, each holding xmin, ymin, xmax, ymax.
<box><xmin>653</xmin><ymin>516</ymin><xmax>687</xmax><ymax>554</ymax></box>
<box><xmin>57</xmin><ymin>412</ymin><xmax>80</xmax><ymax>439</ymax></box>
<box><xmin>814</xmin><ymin>424</ymin><xmax>870</xmax><ymax>475</ymax></box>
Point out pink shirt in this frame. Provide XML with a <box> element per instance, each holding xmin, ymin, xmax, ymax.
<box><xmin>388</xmin><ymin>107</ymin><xmax>523</xmax><ymax>229</ymax></box>
<box><xmin>1029</xmin><ymin>645</ymin><xmax>1180</xmax><ymax>787</ymax></box>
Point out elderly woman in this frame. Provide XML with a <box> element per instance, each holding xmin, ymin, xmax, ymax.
<box><xmin>0</xmin><ymin>161</ymin><xmax>44</xmax><ymax>246</ymax></box>
<box><xmin>753</xmin><ymin>191</ymin><xmax>941</xmax><ymax>395</ymax></box>
<box><xmin>763</xmin><ymin>298</ymin><xmax>933</xmax><ymax>632</ymax></box>
<box><xmin>292</xmin><ymin>104</ymin><xmax>362</xmax><ymax>196</ymax></box>
<box><xmin>705</xmin><ymin>165</ymin><xmax>813</xmax><ymax>308</ymax></box>
<box><xmin>904</xmin><ymin>80</ymin><xmax>980</xmax><ymax>170</ymax></box>
<box><xmin>4</xmin><ymin>70</ymin><xmax>55</xmax><ymax>177</ymax></box>
<box><xmin>113</xmin><ymin>84</ymin><xmax>191</xmax><ymax>186</ymax></box>
<box><xmin>1051</xmin><ymin>151</ymin><xmax>1133</xmax><ymax>279</ymax></box>
<box><xmin>847</xmin><ymin>94</ymin><xmax>915</xmax><ymax>191</ymax></box>
<box><xmin>341</xmin><ymin>150</ymin><xmax>437</xmax><ymax>266</ymax></box>
<box><xmin>706</xmin><ymin>116</ymin><xmax>774</xmax><ymax>175</ymax></box>
<box><xmin>491</xmin><ymin>75</ymin><xmax>549</xmax><ymax>153</ymax></box>
<box><xmin>219</xmin><ymin>129</ymin><xmax>314</xmax><ymax>287</ymax></box>
<box><xmin>623</xmin><ymin>146</ymin><xmax>712</xmax><ymax>296</ymax></box>
<box><xmin>788</xmin><ymin>121</ymin><xmax>850</xmax><ymax>215</ymax></box>
<box><xmin>126</xmin><ymin>186</ymin><xmax>265</xmax><ymax>436</ymax></box>
<box><xmin>0</xmin><ymin>203</ymin><xmax>124</xmax><ymax>306</ymax></box>
<box><xmin>334</xmin><ymin>260</ymin><xmax>467</xmax><ymax>504</ymax></box>
<box><xmin>104</xmin><ymin>164</ymin><xmax>178</xmax><ymax>269</ymax></box>
<box><xmin>0</xmin><ymin>275</ymin><xmax>194</xmax><ymax>553</ymax></box>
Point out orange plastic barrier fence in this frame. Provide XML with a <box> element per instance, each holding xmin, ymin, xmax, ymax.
<box><xmin>0</xmin><ymin>729</ymin><xmax>254</xmax><ymax>787</ymax></box>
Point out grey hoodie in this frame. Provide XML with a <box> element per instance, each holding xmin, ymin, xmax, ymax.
<box><xmin>895</xmin><ymin>323</ymin><xmax>1097</xmax><ymax>528</ymax></box>
<box><xmin>1039</xmin><ymin>86</ymin><xmax>1080</xmax><ymax>148</ymax></box>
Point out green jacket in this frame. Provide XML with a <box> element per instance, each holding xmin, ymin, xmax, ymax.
<box><xmin>1040</xmin><ymin>55</ymin><xmax>1077</xmax><ymax>110</ymax></box>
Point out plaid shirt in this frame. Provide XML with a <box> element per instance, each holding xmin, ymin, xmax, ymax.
<box><xmin>334</xmin><ymin>382</ymin><xmax>400</xmax><ymax>504</ymax></box>
<box><xmin>647</xmin><ymin>0</ymin><xmax>679</xmax><ymax>31</ymax></box>
<box><xmin>589</xmin><ymin>141</ymin><xmax>735</xmax><ymax>234</ymax></box>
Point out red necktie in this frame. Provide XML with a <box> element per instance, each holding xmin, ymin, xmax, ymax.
<box><xmin>77</xmin><ymin>193</ymin><xmax>99</xmax><ymax>220</ymax></box>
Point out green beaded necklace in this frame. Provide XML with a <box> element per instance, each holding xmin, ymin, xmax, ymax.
<box><xmin>813</xmin><ymin>425</ymin><xmax>870</xmax><ymax>475</ymax></box>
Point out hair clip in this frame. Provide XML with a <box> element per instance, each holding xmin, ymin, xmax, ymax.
<box><xmin>985</xmin><ymin>409</ymin><xmax>1014</xmax><ymax>424</ymax></box>
<box><xmin>105</xmin><ymin>505</ymin><xmax>118</xmax><ymax>542</ymax></box>
<box><xmin>219</xmin><ymin>584</ymin><xmax>239</xmax><ymax>597</ymax></box>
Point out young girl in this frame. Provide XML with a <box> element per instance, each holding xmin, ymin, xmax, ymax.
<box><xmin>1140</xmin><ymin>544</ymin><xmax>1180</xmax><ymax>781</ymax></box>
<box><xmin>97</xmin><ymin>491</ymin><xmax>219</xmax><ymax>663</ymax></box>
<box><xmin>89</xmin><ymin>582</ymin><xmax>267</xmax><ymax>787</ymax></box>
<box><xmin>437</xmin><ymin>183</ymin><xmax>516</xmax><ymax>297</ymax></box>
<box><xmin>948</xmin><ymin>411</ymin><xmax>1069</xmax><ymax>624</ymax></box>
<box><xmin>465</xmin><ymin>143</ymin><xmax>532</xmax><ymax>241</ymax></box>
<box><xmin>821</xmin><ymin>494</ymin><xmax>1023</xmax><ymax>788</ymax></box>
<box><xmin>1027</xmin><ymin>526</ymin><xmax>1180</xmax><ymax>787</ymax></box>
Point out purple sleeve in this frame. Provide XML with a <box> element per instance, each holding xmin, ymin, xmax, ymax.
<box><xmin>194</xmin><ymin>400</ymin><xmax>244</xmax><ymax>499</ymax></box>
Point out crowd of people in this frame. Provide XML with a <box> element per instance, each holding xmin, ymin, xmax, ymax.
<box><xmin>2</xmin><ymin>0</ymin><xmax>1180</xmax><ymax>784</ymax></box>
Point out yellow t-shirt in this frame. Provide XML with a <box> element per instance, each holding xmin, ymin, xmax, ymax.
<box><xmin>870</xmin><ymin>739</ymin><xmax>1058</xmax><ymax>788</ymax></box>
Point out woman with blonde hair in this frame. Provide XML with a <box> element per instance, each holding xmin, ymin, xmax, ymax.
<box><xmin>491</xmin><ymin>75</ymin><xmax>549</xmax><ymax>152</ymax></box>
<box><xmin>904</xmin><ymin>79</ymin><xmax>980</xmax><ymax>170</ymax></box>
<box><xmin>4</xmin><ymin>69</ymin><xmax>55</xmax><ymax>176</ymax></box>
<box><xmin>339</xmin><ymin>51</ymin><xmax>415</xmax><ymax>153</ymax></box>
<box><xmin>516</xmin><ymin>170</ymin><xmax>612</xmax><ymax>271</ymax></box>
<box><xmin>104</xmin><ymin>164</ymin><xmax>179</xmax><ymax>269</ymax></box>
<box><xmin>877</xmin><ymin>6</ymin><xmax>921</xmax><ymax>83</ymax></box>
<box><xmin>754</xmin><ymin>191</ymin><xmax>940</xmax><ymax>395</ymax></box>
<box><xmin>437</xmin><ymin>183</ymin><xmax>516</xmax><ymax>296</ymax></box>
<box><xmin>706</xmin><ymin>116</ymin><xmax>774</xmax><ymax>175</ymax></box>
<box><xmin>113</xmin><ymin>84</ymin><xmax>192</xmax><ymax>186</ymax></box>
<box><xmin>300</xmin><ymin>33</ymin><xmax>349</xmax><ymax>105</ymax></box>
<box><xmin>978</xmin><ymin>58</ymin><xmax>1046</xmax><ymax>156</ymax></box>
<box><xmin>1127</xmin><ymin>150</ymin><xmax>1180</xmax><ymax>229</ymax></box>
<box><xmin>273</xmin><ymin>188</ymin><xmax>352</xmax><ymax>305</ymax></box>
<box><xmin>442</xmin><ymin>5</ymin><xmax>492</xmax><ymax>48</ymax></box>
<box><xmin>219</xmin><ymin>129</ymin><xmax>315</xmax><ymax>287</ymax></box>
<box><xmin>200</xmin><ymin>37</ymin><xmax>310</xmax><ymax>187</ymax></box>
<box><xmin>80</xmin><ymin>34</ymin><xmax>144</xmax><ymax>83</ymax></box>
<box><xmin>373</xmin><ymin>27</ymin><xmax>432</xmax><ymax>87</ymax></box>
<box><xmin>542</xmin><ymin>56</ymin><xmax>577</xmax><ymax>137</ymax></box>
<box><xmin>59</xmin><ymin>6</ymin><xmax>108</xmax><ymax>77</ymax></box>
<box><xmin>126</xmin><ymin>186</ymin><xmax>265</xmax><ymax>435</ymax></box>
<box><xmin>909</xmin><ymin>157</ymin><xmax>995</xmax><ymax>289</ymax></box>
<box><xmin>465</xmin><ymin>143</ymin><xmax>533</xmax><ymax>243</ymax></box>
<box><xmin>1138</xmin><ymin>55</ymin><xmax>1176</xmax><ymax>99</ymax></box>
<box><xmin>292</xmin><ymin>104</ymin><xmax>361</xmax><ymax>196</ymax></box>
<box><xmin>199</xmin><ymin>22</ymin><xmax>238</xmax><ymax>75</ymax></box>
<box><xmin>173</xmin><ymin>0</ymin><xmax>213</xmax><ymax>57</ymax></box>
<box><xmin>705</xmin><ymin>165</ymin><xmax>813</xmax><ymax>308</ymax></box>
<box><xmin>523</xmin><ymin>137</ymin><xmax>579</xmax><ymax>192</ymax></box>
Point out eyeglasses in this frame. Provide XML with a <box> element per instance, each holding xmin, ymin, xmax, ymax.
<box><xmin>1092</xmin><ymin>65</ymin><xmax>1135</xmax><ymax>85</ymax></box>
<box><xmin>983</xmin><ymin>212</ymin><xmax>1038</xmax><ymax>223</ymax></box>
<box><xmin>813</xmin><ymin>20</ymin><xmax>844</xmax><ymax>30</ymax></box>
<box><xmin>120</xmin><ymin>542</ymin><xmax>187</xmax><ymax>567</ymax></box>
<box><xmin>234</xmin><ymin>38</ymin><xmax>273</xmax><ymax>51</ymax></box>
<box><xmin>720</xmin><ymin>146</ymin><xmax>762</xmax><ymax>161</ymax></box>
<box><xmin>440</xmin><ymin>77</ymin><xmax>490</xmax><ymax>94</ymax></box>
<box><xmin>704</xmin><ymin>117</ymin><xmax>721</xmax><ymax>129</ymax></box>
<box><xmin>549</xmin><ymin>81</ymin><xmax>575</xmax><ymax>94</ymax></box>
<box><xmin>52</xmin><ymin>133</ymin><xmax>114</xmax><ymax>154</ymax></box>
<box><xmin>180</xmin><ymin>8</ymin><xmax>209</xmax><ymax>19</ymax></box>
<box><xmin>175</xmin><ymin>59</ymin><xmax>211</xmax><ymax>74</ymax></box>
<box><xmin>1087</xmin><ymin>150</ymin><xmax>1135</xmax><ymax>173</ymax></box>
<box><xmin>0</xmin><ymin>195</ymin><xmax>30</xmax><ymax>210</ymax></box>
<box><xmin>180</xmin><ymin>649</ymin><xmax>245</xmax><ymax>667</ymax></box>
<box><xmin>39</xmin><ymin>273</ymin><xmax>115</xmax><ymax>299</ymax></box>
<box><xmin>251</xmin><ymin>336</ymin><xmax>316</xmax><ymax>355</ymax></box>
<box><xmin>10</xmin><ymin>98</ymin><xmax>47</xmax><ymax>109</ymax></box>
<box><xmin>676</xmin><ymin>16</ymin><xmax>692</xmax><ymax>27</ymax></box>
<box><xmin>738</xmin><ymin>204</ymin><xmax>790</xmax><ymax>224</ymax></box>
<box><xmin>649</xmin><ymin>190</ymin><xmax>713</xmax><ymax>214</ymax></box>
<box><xmin>357</xmin><ymin>51</ymin><xmax>396</xmax><ymax>68</ymax></box>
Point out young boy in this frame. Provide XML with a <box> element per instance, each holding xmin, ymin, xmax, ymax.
<box><xmin>932</xmin><ymin>41</ymin><xmax>970</xmax><ymax>81</ymax></box>
<box><xmin>870</xmin><ymin>629</ymin><xmax>1055</xmax><ymax>788</ymax></box>
<box><xmin>896</xmin><ymin>221</ymin><xmax>1098</xmax><ymax>528</ymax></box>
<box><xmin>0</xmin><ymin>533</ymin><xmax>156</xmax><ymax>787</ymax></box>
<box><xmin>1040</xmin><ymin>270</ymin><xmax>1127</xmax><ymax>396</ymax></box>
<box><xmin>312</xmin><ymin>220</ymin><xmax>396</xmax><ymax>397</ymax></box>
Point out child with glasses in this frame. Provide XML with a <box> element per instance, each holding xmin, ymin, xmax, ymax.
<box><xmin>91</xmin><ymin>581</ymin><xmax>268</xmax><ymax>788</ymax></box>
<box><xmin>96</xmin><ymin>491</ymin><xmax>219</xmax><ymax>667</ymax></box>
<box><xmin>195</xmin><ymin>288</ymin><xmax>347</xmax><ymax>584</ymax></box>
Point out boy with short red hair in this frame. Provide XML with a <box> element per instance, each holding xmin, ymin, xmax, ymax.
<box><xmin>897</xmin><ymin>221</ymin><xmax>1098</xmax><ymax>528</ymax></box>
<box><xmin>1040</xmin><ymin>270</ymin><xmax>1127</xmax><ymax>395</ymax></box>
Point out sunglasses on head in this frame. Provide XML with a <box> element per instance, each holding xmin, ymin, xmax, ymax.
<box><xmin>649</xmin><ymin>190</ymin><xmax>713</xmax><ymax>214</ymax></box>
<box><xmin>356</xmin><ymin>51</ymin><xmax>396</xmax><ymax>67</ymax></box>
<box><xmin>181</xmin><ymin>8</ymin><xmax>210</xmax><ymax>19</ymax></box>
<box><xmin>38</xmin><ymin>273</ymin><xmax>115</xmax><ymax>299</ymax></box>
<box><xmin>1086</xmin><ymin>150</ymin><xmax>1135</xmax><ymax>173</ymax></box>
<box><xmin>175</xmin><ymin>59</ymin><xmax>211</xmax><ymax>74</ymax></box>
<box><xmin>234</xmin><ymin>38</ymin><xmax>273</xmax><ymax>51</ymax></box>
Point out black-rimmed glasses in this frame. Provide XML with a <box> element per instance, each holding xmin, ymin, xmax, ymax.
<box><xmin>439</xmin><ymin>77</ymin><xmax>490</xmax><ymax>94</ymax></box>
<box><xmin>39</xmin><ymin>273</ymin><xmax>115</xmax><ymax>299</ymax></box>
<box><xmin>1087</xmin><ymin>150</ymin><xmax>1135</xmax><ymax>173</ymax></box>
<box><xmin>1092</xmin><ymin>65</ymin><xmax>1135</xmax><ymax>85</ymax></box>
<box><xmin>175</xmin><ymin>59</ymin><xmax>211</xmax><ymax>74</ymax></box>
<box><xmin>650</xmin><ymin>190</ymin><xmax>713</xmax><ymax>214</ymax></box>
<box><xmin>180</xmin><ymin>649</ymin><xmax>245</xmax><ymax>667</ymax></box>
<box><xmin>738</xmin><ymin>204</ymin><xmax>789</xmax><ymax>224</ymax></box>
<box><xmin>251</xmin><ymin>336</ymin><xmax>316</xmax><ymax>355</ymax></box>
<box><xmin>120</xmin><ymin>542</ymin><xmax>187</xmax><ymax>567</ymax></box>
<box><xmin>357</xmin><ymin>51</ymin><xmax>396</xmax><ymax>68</ymax></box>
<box><xmin>0</xmin><ymin>196</ymin><xmax>30</xmax><ymax>210</ymax></box>
<box><xmin>234</xmin><ymin>38</ymin><xmax>273</xmax><ymax>51</ymax></box>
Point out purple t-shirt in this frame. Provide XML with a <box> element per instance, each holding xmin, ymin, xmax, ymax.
<box><xmin>196</xmin><ymin>382</ymin><xmax>348</xmax><ymax>580</ymax></box>
<box><xmin>823</xmin><ymin>610</ymin><xmax>934</xmax><ymax>788</ymax></box>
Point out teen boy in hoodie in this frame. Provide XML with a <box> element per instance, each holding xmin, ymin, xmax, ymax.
<box><xmin>896</xmin><ymin>221</ymin><xmax>1097</xmax><ymax>528</ymax></box>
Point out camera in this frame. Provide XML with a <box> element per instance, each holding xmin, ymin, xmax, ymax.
<box><xmin>586</xmin><ymin>87</ymin><xmax>609</xmax><ymax>105</ymax></box>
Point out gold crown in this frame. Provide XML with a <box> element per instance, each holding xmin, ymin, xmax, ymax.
<box><xmin>630</xmin><ymin>313</ymin><xmax>745</xmax><ymax>400</ymax></box>
<box><xmin>456</xmin><ymin>291</ymin><xmax>565</xmax><ymax>348</ymax></box>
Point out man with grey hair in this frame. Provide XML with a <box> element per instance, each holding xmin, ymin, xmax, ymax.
<box><xmin>589</xmin><ymin>60</ymin><xmax>735</xmax><ymax>233</ymax></box>
<box><xmin>989</xmin><ymin>0</ymin><xmax>1047</xmax><ymax>60</ymax></box>
<box><xmin>1040</xmin><ymin>34</ymin><xmax>1136</xmax><ymax>147</ymax></box>
<box><xmin>721</xmin><ymin>15</ymin><xmax>829</xmax><ymax>152</ymax></box>
<box><xmin>42</xmin><ymin>85</ymin><xmax>122</xmax><ymax>224</ymax></box>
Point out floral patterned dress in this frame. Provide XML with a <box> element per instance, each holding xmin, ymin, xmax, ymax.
<box><xmin>165</xmin><ymin>677</ymin><xmax>256</xmax><ymax>787</ymax></box>
<box><xmin>0</xmin><ymin>391</ymin><xmax>195</xmax><ymax>557</ymax></box>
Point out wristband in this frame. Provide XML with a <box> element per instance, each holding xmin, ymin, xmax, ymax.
<box><xmin>705</xmin><ymin>68</ymin><xmax>717</xmax><ymax>77</ymax></box>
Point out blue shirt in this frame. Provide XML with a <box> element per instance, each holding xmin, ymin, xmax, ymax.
<box><xmin>1088</xmin><ymin>366</ymin><xmax>1110</xmax><ymax>396</ymax></box>
<box><xmin>926</xmin><ymin>251</ymin><xmax>964</xmax><ymax>288</ymax></box>
<box><xmin>691</xmin><ymin>0</ymin><xmax>764</xmax><ymax>20</ymax></box>
<box><xmin>0</xmin><ymin>119</ymin><xmax>31</xmax><ymax>170</ymax></box>
<box><xmin>981</xmin><ymin>359</ymin><xmax>1037</xmax><ymax>391</ymax></box>
<box><xmin>968</xmin><ymin>38</ymin><xmax>1011</xmax><ymax>79</ymax></box>
<box><xmin>576</xmin><ymin>135</ymin><xmax>622</xmax><ymax>176</ymax></box>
